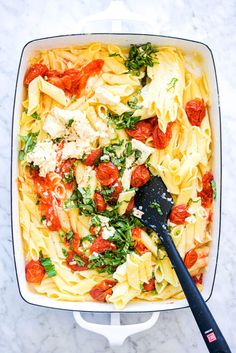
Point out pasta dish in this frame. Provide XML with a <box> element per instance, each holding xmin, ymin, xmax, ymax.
<box><xmin>18</xmin><ymin>42</ymin><xmax>215</xmax><ymax>309</ymax></box>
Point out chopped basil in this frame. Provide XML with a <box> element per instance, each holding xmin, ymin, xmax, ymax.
<box><xmin>125</xmin><ymin>42</ymin><xmax>158</xmax><ymax>75</ymax></box>
<box><xmin>167</xmin><ymin>78</ymin><xmax>178</xmax><ymax>92</ymax></box>
<box><xmin>65</xmin><ymin>230</ymin><xmax>74</xmax><ymax>241</ymax></box>
<box><xmin>18</xmin><ymin>131</ymin><xmax>39</xmax><ymax>160</ymax></box>
<box><xmin>149</xmin><ymin>201</ymin><xmax>163</xmax><ymax>216</ymax></box>
<box><xmin>41</xmin><ymin>215</ymin><xmax>46</xmax><ymax>223</ymax></box>
<box><xmin>62</xmin><ymin>248</ymin><xmax>68</xmax><ymax>257</ymax></box>
<box><xmin>39</xmin><ymin>255</ymin><xmax>56</xmax><ymax>278</ymax></box>
<box><xmin>73</xmin><ymin>254</ymin><xmax>85</xmax><ymax>267</ymax></box>
<box><xmin>80</xmin><ymin>235</ymin><xmax>94</xmax><ymax>243</ymax></box>
<box><xmin>109</xmin><ymin>52</ymin><xmax>122</xmax><ymax>57</ymax></box>
<box><xmin>59</xmin><ymin>230</ymin><xmax>65</xmax><ymax>239</ymax></box>
<box><xmin>91</xmin><ymin>215</ymin><xmax>101</xmax><ymax>227</ymax></box>
<box><xmin>127</xmin><ymin>97</ymin><xmax>142</xmax><ymax>110</ymax></box>
<box><xmin>108</xmin><ymin>111</ymin><xmax>141</xmax><ymax>130</ymax></box>
<box><xmin>66</xmin><ymin>119</ymin><xmax>74</xmax><ymax>128</ymax></box>
<box><xmin>100</xmin><ymin>186</ymin><xmax>115</xmax><ymax>202</ymax></box>
<box><xmin>71</xmin><ymin>95</ymin><xmax>77</xmax><ymax>103</ymax></box>
<box><xmin>64</xmin><ymin>186</ymin><xmax>96</xmax><ymax>216</ymax></box>
<box><xmin>211</xmin><ymin>180</ymin><xmax>217</xmax><ymax>200</ymax></box>
<box><xmin>63</xmin><ymin>168</ymin><xmax>75</xmax><ymax>183</ymax></box>
<box><xmin>31</xmin><ymin>112</ymin><xmax>41</xmax><ymax>120</ymax></box>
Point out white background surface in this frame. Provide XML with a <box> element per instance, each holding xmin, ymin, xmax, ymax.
<box><xmin>0</xmin><ymin>0</ymin><xmax>235</xmax><ymax>352</ymax></box>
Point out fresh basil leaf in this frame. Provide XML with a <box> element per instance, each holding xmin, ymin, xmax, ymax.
<box><xmin>125</xmin><ymin>42</ymin><xmax>158</xmax><ymax>75</ymax></box>
<box><xmin>73</xmin><ymin>254</ymin><xmax>85</xmax><ymax>267</ymax></box>
<box><xmin>62</xmin><ymin>248</ymin><xmax>68</xmax><ymax>257</ymax></box>
<box><xmin>31</xmin><ymin>112</ymin><xmax>41</xmax><ymax>120</ymax></box>
<box><xmin>211</xmin><ymin>180</ymin><xmax>217</xmax><ymax>200</ymax></box>
<box><xmin>39</xmin><ymin>256</ymin><xmax>56</xmax><ymax>277</ymax></box>
<box><xmin>66</xmin><ymin>119</ymin><xmax>74</xmax><ymax>128</ymax></box>
<box><xmin>65</xmin><ymin>230</ymin><xmax>74</xmax><ymax>241</ymax></box>
<box><xmin>108</xmin><ymin>111</ymin><xmax>141</xmax><ymax>130</ymax></box>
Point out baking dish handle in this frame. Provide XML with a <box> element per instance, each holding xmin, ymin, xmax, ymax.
<box><xmin>77</xmin><ymin>0</ymin><xmax>158</xmax><ymax>34</ymax></box>
<box><xmin>73</xmin><ymin>311</ymin><xmax>160</xmax><ymax>347</ymax></box>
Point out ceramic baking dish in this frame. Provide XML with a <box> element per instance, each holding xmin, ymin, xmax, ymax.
<box><xmin>11</xmin><ymin>29</ymin><xmax>221</xmax><ymax>346</ymax></box>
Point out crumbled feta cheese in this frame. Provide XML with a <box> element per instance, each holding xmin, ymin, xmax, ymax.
<box><xmin>76</xmin><ymin>166</ymin><xmax>96</xmax><ymax>188</ymax></box>
<box><xmin>52</xmin><ymin>106</ymin><xmax>78</xmax><ymax>125</ymax></box>
<box><xmin>69</xmin><ymin>261</ymin><xmax>77</xmax><ymax>266</ymax></box>
<box><xmin>100</xmin><ymin>154</ymin><xmax>110</xmax><ymax>162</ymax></box>
<box><xmin>133</xmin><ymin>207</ymin><xmax>144</xmax><ymax>219</ymax></box>
<box><xmin>43</xmin><ymin>113</ymin><xmax>66</xmax><ymax>139</ymax></box>
<box><xmin>102</xmin><ymin>225</ymin><xmax>116</xmax><ymax>240</ymax></box>
<box><xmin>91</xmin><ymin>252</ymin><xmax>99</xmax><ymax>258</ymax></box>
<box><xmin>95</xmin><ymin>86</ymin><xmax>120</xmax><ymax>106</ymax></box>
<box><xmin>62</xmin><ymin>141</ymin><xmax>91</xmax><ymax>160</ymax></box>
<box><xmin>82</xmin><ymin>241</ymin><xmax>91</xmax><ymax>249</ymax></box>
<box><xmin>131</xmin><ymin>139</ymin><xmax>154</xmax><ymax>165</ymax></box>
<box><xmin>26</xmin><ymin>140</ymin><xmax>57</xmax><ymax>177</ymax></box>
<box><xmin>98</xmin><ymin>216</ymin><xmax>110</xmax><ymax>226</ymax></box>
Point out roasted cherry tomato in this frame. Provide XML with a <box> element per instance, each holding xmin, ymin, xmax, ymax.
<box><xmin>94</xmin><ymin>192</ymin><xmax>107</xmax><ymax>212</ymax></box>
<box><xmin>90</xmin><ymin>236</ymin><xmax>116</xmax><ymax>254</ymax></box>
<box><xmin>169</xmin><ymin>204</ymin><xmax>190</xmax><ymax>225</ymax></box>
<box><xmin>131</xmin><ymin>165</ymin><xmax>150</xmax><ymax>188</ymax></box>
<box><xmin>198</xmin><ymin>172</ymin><xmax>214</xmax><ymax>208</ymax></box>
<box><xmin>84</xmin><ymin>149</ymin><xmax>103</xmax><ymax>166</ymax></box>
<box><xmin>96</xmin><ymin>162</ymin><xmax>119</xmax><ymax>186</ymax></box>
<box><xmin>24</xmin><ymin>64</ymin><xmax>48</xmax><ymax>85</ymax></box>
<box><xmin>25</xmin><ymin>260</ymin><xmax>45</xmax><ymax>283</ymax></box>
<box><xmin>184</xmin><ymin>249</ymin><xmax>198</xmax><ymax>269</ymax></box>
<box><xmin>143</xmin><ymin>278</ymin><xmax>155</xmax><ymax>291</ymax></box>
<box><xmin>89</xmin><ymin>279</ymin><xmax>117</xmax><ymax>302</ymax></box>
<box><xmin>131</xmin><ymin>227</ymin><xmax>149</xmax><ymax>255</ymax></box>
<box><xmin>126</xmin><ymin>196</ymin><xmax>134</xmax><ymax>214</ymax></box>
<box><xmin>126</xmin><ymin>119</ymin><xmax>153</xmax><ymax>142</ymax></box>
<box><xmin>185</xmin><ymin>98</ymin><xmax>206</xmax><ymax>126</ymax></box>
<box><xmin>108</xmin><ymin>180</ymin><xmax>123</xmax><ymax>204</ymax></box>
<box><xmin>71</xmin><ymin>232</ymin><xmax>81</xmax><ymax>255</ymax></box>
<box><xmin>152</xmin><ymin>122</ymin><xmax>173</xmax><ymax>149</ymax></box>
<box><xmin>192</xmin><ymin>273</ymin><xmax>203</xmax><ymax>285</ymax></box>
<box><xmin>89</xmin><ymin>225</ymin><xmax>101</xmax><ymax>236</ymax></box>
<box><xmin>66</xmin><ymin>250</ymin><xmax>88</xmax><ymax>271</ymax></box>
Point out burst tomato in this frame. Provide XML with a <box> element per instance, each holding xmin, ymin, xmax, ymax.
<box><xmin>25</xmin><ymin>260</ymin><xmax>45</xmax><ymax>283</ymax></box>
<box><xmin>131</xmin><ymin>227</ymin><xmax>149</xmax><ymax>255</ymax></box>
<box><xmin>198</xmin><ymin>172</ymin><xmax>214</xmax><ymax>208</ymax></box>
<box><xmin>126</xmin><ymin>197</ymin><xmax>135</xmax><ymax>214</ymax></box>
<box><xmin>192</xmin><ymin>273</ymin><xmax>203</xmax><ymax>285</ymax></box>
<box><xmin>143</xmin><ymin>278</ymin><xmax>155</xmax><ymax>291</ymax></box>
<box><xmin>109</xmin><ymin>180</ymin><xmax>123</xmax><ymax>204</ymax></box>
<box><xmin>185</xmin><ymin>98</ymin><xmax>206</xmax><ymax>126</ymax></box>
<box><xmin>24</xmin><ymin>64</ymin><xmax>48</xmax><ymax>85</ymax></box>
<box><xmin>89</xmin><ymin>279</ymin><xmax>117</xmax><ymax>302</ymax></box>
<box><xmin>71</xmin><ymin>232</ymin><xmax>81</xmax><ymax>255</ymax></box>
<box><xmin>126</xmin><ymin>119</ymin><xmax>153</xmax><ymax>142</ymax></box>
<box><xmin>84</xmin><ymin>149</ymin><xmax>103</xmax><ymax>166</ymax></box>
<box><xmin>94</xmin><ymin>192</ymin><xmax>107</xmax><ymax>212</ymax></box>
<box><xmin>169</xmin><ymin>204</ymin><xmax>190</xmax><ymax>225</ymax></box>
<box><xmin>152</xmin><ymin>122</ymin><xmax>173</xmax><ymax>149</ymax></box>
<box><xmin>96</xmin><ymin>162</ymin><xmax>119</xmax><ymax>186</ymax></box>
<box><xmin>90</xmin><ymin>236</ymin><xmax>116</xmax><ymax>254</ymax></box>
<box><xmin>66</xmin><ymin>250</ymin><xmax>88</xmax><ymax>271</ymax></box>
<box><xmin>131</xmin><ymin>165</ymin><xmax>150</xmax><ymax>187</ymax></box>
<box><xmin>184</xmin><ymin>249</ymin><xmax>198</xmax><ymax>269</ymax></box>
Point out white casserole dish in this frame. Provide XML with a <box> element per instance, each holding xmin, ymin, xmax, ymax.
<box><xmin>11</xmin><ymin>32</ymin><xmax>221</xmax><ymax>344</ymax></box>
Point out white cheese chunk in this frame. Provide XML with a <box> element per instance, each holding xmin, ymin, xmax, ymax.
<box><xmin>62</xmin><ymin>141</ymin><xmax>91</xmax><ymax>160</ymax></box>
<box><xmin>95</xmin><ymin>86</ymin><xmax>120</xmax><ymax>106</ymax></box>
<box><xmin>102</xmin><ymin>225</ymin><xmax>116</xmax><ymax>240</ymax></box>
<box><xmin>131</xmin><ymin>139</ymin><xmax>155</xmax><ymax>165</ymax></box>
<box><xmin>98</xmin><ymin>215</ymin><xmax>110</xmax><ymax>226</ymax></box>
<box><xmin>26</xmin><ymin>140</ymin><xmax>57</xmax><ymax>177</ymax></box>
<box><xmin>133</xmin><ymin>207</ymin><xmax>144</xmax><ymax>219</ymax></box>
<box><xmin>121</xmin><ymin>168</ymin><xmax>133</xmax><ymax>190</ymax></box>
<box><xmin>43</xmin><ymin>113</ymin><xmax>66</xmax><ymax>139</ymax></box>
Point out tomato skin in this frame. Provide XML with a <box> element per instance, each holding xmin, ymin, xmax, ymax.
<box><xmin>90</xmin><ymin>236</ymin><xmax>116</xmax><ymax>254</ymax></box>
<box><xmin>131</xmin><ymin>165</ymin><xmax>150</xmax><ymax>188</ymax></box>
<box><xmin>169</xmin><ymin>204</ymin><xmax>190</xmax><ymax>225</ymax></box>
<box><xmin>152</xmin><ymin>122</ymin><xmax>173</xmax><ymax>149</ymax></box>
<box><xmin>84</xmin><ymin>149</ymin><xmax>103</xmax><ymax>166</ymax></box>
<box><xmin>109</xmin><ymin>180</ymin><xmax>123</xmax><ymax>204</ymax></box>
<box><xmin>126</xmin><ymin>119</ymin><xmax>153</xmax><ymax>142</ymax></box>
<box><xmin>24</xmin><ymin>64</ymin><xmax>48</xmax><ymax>85</ymax></box>
<box><xmin>198</xmin><ymin>172</ymin><xmax>214</xmax><ymax>208</ymax></box>
<box><xmin>71</xmin><ymin>232</ymin><xmax>81</xmax><ymax>255</ymax></box>
<box><xmin>94</xmin><ymin>192</ymin><xmax>107</xmax><ymax>212</ymax></box>
<box><xmin>32</xmin><ymin>172</ymin><xmax>61</xmax><ymax>231</ymax></box>
<box><xmin>185</xmin><ymin>99</ymin><xmax>206</xmax><ymax>126</ymax></box>
<box><xmin>192</xmin><ymin>273</ymin><xmax>203</xmax><ymax>285</ymax></box>
<box><xmin>66</xmin><ymin>250</ymin><xmax>88</xmax><ymax>271</ymax></box>
<box><xmin>47</xmin><ymin>75</ymin><xmax>65</xmax><ymax>90</ymax></box>
<box><xmin>131</xmin><ymin>227</ymin><xmax>149</xmax><ymax>255</ymax></box>
<box><xmin>126</xmin><ymin>196</ymin><xmax>134</xmax><ymax>214</ymax></box>
<box><xmin>143</xmin><ymin>278</ymin><xmax>155</xmax><ymax>291</ymax></box>
<box><xmin>96</xmin><ymin>162</ymin><xmax>119</xmax><ymax>186</ymax></box>
<box><xmin>184</xmin><ymin>249</ymin><xmax>198</xmax><ymax>269</ymax></box>
<box><xmin>89</xmin><ymin>279</ymin><xmax>117</xmax><ymax>302</ymax></box>
<box><xmin>25</xmin><ymin>260</ymin><xmax>45</xmax><ymax>283</ymax></box>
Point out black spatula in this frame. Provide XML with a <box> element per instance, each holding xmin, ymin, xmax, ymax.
<box><xmin>134</xmin><ymin>176</ymin><xmax>231</xmax><ymax>353</ymax></box>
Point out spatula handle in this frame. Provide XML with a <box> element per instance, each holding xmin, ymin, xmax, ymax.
<box><xmin>158</xmin><ymin>226</ymin><xmax>231</xmax><ymax>353</ymax></box>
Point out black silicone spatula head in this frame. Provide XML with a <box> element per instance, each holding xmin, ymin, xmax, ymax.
<box><xmin>134</xmin><ymin>176</ymin><xmax>174</xmax><ymax>232</ymax></box>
